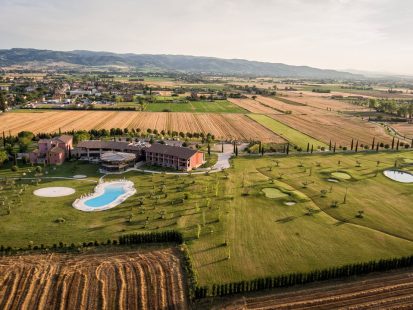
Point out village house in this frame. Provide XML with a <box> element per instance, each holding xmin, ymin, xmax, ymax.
<box><xmin>29</xmin><ymin>135</ymin><xmax>73</xmax><ymax>165</ymax></box>
<box><xmin>145</xmin><ymin>143</ymin><xmax>205</xmax><ymax>171</ymax></box>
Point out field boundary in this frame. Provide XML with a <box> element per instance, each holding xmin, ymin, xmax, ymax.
<box><xmin>248</xmin><ymin>114</ymin><xmax>328</xmax><ymax>149</ymax></box>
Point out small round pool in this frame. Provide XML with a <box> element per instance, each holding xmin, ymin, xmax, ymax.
<box><xmin>383</xmin><ymin>170</ymin><xmax>413</xmax><ymax>184</ymax></box>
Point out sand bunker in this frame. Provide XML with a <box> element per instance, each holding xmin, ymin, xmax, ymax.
<box><xmin>34</xmin><ymin>187</ymin><xmax>76</xmax><ymax>197</ymax></box>
<box><xmin>73</xmin><ymin>175</ymin><xmax>87</xmax><ymax>179</ymax></box>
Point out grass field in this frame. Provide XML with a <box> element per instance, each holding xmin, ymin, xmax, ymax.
<box><xmin>1</xmin><ymin>151</ymin><xmax>413</xmax><ymax>288</ymax></box>
<box><xmin>248</xmin><ymin>114</ymin><xmax>327</xmax><ymax>149</ymax></box>
<box><xmin>143</xmin><ymin>100</ymin><xmax>248</xmax><ymax>113</ymax></box>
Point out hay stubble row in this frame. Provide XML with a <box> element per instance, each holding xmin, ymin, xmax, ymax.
<box><xmin>0</xmin><ymin>248</ymin><xmax>188</xmax><ymax>310</ymax></box>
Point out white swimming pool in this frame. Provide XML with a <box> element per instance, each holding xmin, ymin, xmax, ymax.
<box><xmin>73</xmin><ymin>180</ymin><xmax>136</xmax><ymax>212</ymax></box>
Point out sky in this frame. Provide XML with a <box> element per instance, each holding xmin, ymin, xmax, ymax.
<box><xmin>1</xmin><ymin>0</ymin><xmax>412</xmax><ymax>75</ymax></box>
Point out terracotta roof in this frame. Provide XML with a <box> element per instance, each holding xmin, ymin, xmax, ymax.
<box><xmin>49</xmin><ymin>146</ymin><xmax>66</xmax><ymax>154</ymax></box>
<box><xmin>146</xmin><ymin>143</ymin><xmax>199</xmax><ymax>160</ymax></box>
<box><xmin>53</xmin><ymin>135</ymin><xmax>73</xmax><ymax>144</ymax></box>
<box><xmin>76</xmin><ymin>140</ymin><xmax>144</xmax><ymax>152</ymax></box>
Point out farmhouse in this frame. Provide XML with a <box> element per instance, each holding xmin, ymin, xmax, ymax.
<box><xmin>74</xmin><ymin>140</ymin><xmax>148</xmax><ymax>161</ymax></box>
<box><xmin>145</xmin><ymin>143</ymin><xmax>204</xmax><ymax>171</ymax></box>
<box><xmin>29</xmin><ymin>135</ymin><xmax>73</xmax><ymax>165</ymax></box>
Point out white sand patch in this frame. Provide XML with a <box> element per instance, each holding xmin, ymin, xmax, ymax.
<box><xmin>73</xmin><ymin>175</ymin><xmax>87</xmax><ymax>179</ymax></box>
<box><xmin>34</xmin><ymin>187</ymin><xmax>76</xmax><ymax>197</ymax></box>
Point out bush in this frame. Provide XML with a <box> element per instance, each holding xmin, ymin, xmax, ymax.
<box><xmin>11</xmin><ymin>165</ymin><xmax>18</xmax><ymax>172</ymax></box>
<box><xmin>35</xmin><ymin>166</ymin><xmax>42</xmax><ymax>173</ymax></box>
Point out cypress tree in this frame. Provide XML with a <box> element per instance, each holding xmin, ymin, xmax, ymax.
<box><xmin>311</xmin><ymin>145</ymin><xmax>314</xmax><ymax>154</ymax></box>
<box><xmin>286</xmin><ymin>143</ymin><xmax>290</xmax><ymax>155</ymax></box>
<box><xmin>329</xmin><ymin>140</ymin><xmax>332</xmax><ymax>151</ymax></box>
<box><xmin>350</xmin><ymin>138</ymin><xmax>354</xmax><ymax>150</ymax></box>
<box><xmin>333</xmin><ymin>142</ymin><xmax>336</xmax><ymax>153</ymax></box>
<box><xmin>376</xmin><ymin>142</ymin><xmax>379</xmax><ymax>152</ymax></box>
<box><xmin>355</xmin><ymin>140</ymin><xmax>359</xmax><ymax>152</ymax></box>
<box><xmin>306</xmin><ymin>142</ymin><xmax>310</xmax><ymax>152</ymax></box>
<box><xmin>371</xmin><ymin>137</ymin><xmax>375</xmax><ymax>150</ymax></box>
<box><xmin>391</xmin><ymin>137</ymin><xmax>395</xmax><ymax>149</ymax></box>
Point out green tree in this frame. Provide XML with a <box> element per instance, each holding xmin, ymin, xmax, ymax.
<box><xmin>73</xmin><ymin>130</ymin><xmax>91</xmax><ymax>143</ymax></box>
<box><xmin>0</xmin><ymin>91</ymin><xmax>7</xmax><ymax>112</ymax></box>
<box><xmin>0</xmin><ymin>150</ymin><xmax>7</xmax><ymax>166</ymax></box>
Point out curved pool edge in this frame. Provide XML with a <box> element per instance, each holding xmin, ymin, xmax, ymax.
<box><xmin>73</xmin><ymin>180</ymin><xmax>136</xmax><ymax>212</ymax></box>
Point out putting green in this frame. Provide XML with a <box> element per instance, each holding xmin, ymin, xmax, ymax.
<box><xmin>262</xmin><ymin>188</ymin><xmax>289</xmax><ymax>199</ymax></box>
<box><xmin>331</xmin><ymin>172</ymin><xmax>351</xmax><ymax>180</ymax></box>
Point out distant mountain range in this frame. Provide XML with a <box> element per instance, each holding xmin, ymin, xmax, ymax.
<box><xmin>0</xmin><ymin>48</ymin><xmax>363</xmax><ymax>79</ymax></box>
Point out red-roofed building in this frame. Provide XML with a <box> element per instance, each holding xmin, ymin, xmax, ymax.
<box><xmin>145</xmin><ymin>143</ymin><xmax>204</xmax><ymax>171</ymax></box>
<box><xmin>29</xmin><ymin>135</ymin><xmax>73</xmax><ymax>165</ymax></box>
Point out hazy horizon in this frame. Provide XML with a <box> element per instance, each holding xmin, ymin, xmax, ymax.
<box><xmin>1</xmin><ymin>0</ymin><xmax>412</xmax><ymax>75</ymax></box>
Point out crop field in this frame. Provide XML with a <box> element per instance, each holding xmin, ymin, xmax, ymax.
<box><xmin>248</xmin><ymin>114</ymin><xmax>327</xmax><ymax>149</ymax></box>
<box><xmin>0</xmin><ymin>247</ymin><xmax>188</xmax><ymax>310</ymax></box>
<box><xmin>1</xmin><ymin>151</ymin><xmax>413</xmax><ymax>289</ymax></box>
<box><xmin>276</xmin><ymin>93</ymin><xmax>371</xmax><ymax>112</ymax></box>
<box><xmin>392</xmin><ymin>122</ymin><xmax>413</xmax><ymax>139</ymax></box>
<box><xmin>143</xmin><ymin>100</ymin><xmax>248</xmax><ymax>113</ymax></box>
<box><xmin>227</xmin><ymin>98</ymin><xmax>283</xmax><ymax>114</ymax></box>
<box><xmin>207</xmin><ymin>268</ymin><xmax>413</xmax><ymax>309</ymax></box>
<box><xmin>0</xmin><ymin>111</ymin><xmax>284</xmax><ymax>142</ymax></box>
<box><xmin>230</xmin><ymin>95</ymin><xmax>394</xmax><ymax>146</ymax></box>
<box><xmin>270</xmin><ymin>113</ymin><xmax>393</xmax><ymax>146</ymax></box>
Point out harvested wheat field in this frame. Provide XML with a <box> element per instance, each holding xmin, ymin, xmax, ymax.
<box><xmin>391</xmin><ymin>122</ymin><xmax>413</xmax><ymax>139</ymax></box>
<box><xmin>227</xmin><ymin>98</ymin><xmax>283</xmax><ymax>114</ymax></box>
<box><xmin>271</xmin><ymin>113</ymin><xmax>392</xmax><ymax>146</ymax></box>
<box><xmin>208</xmin><ymin>268</ymin><xmax>413</xmax><ymax>310</ymax></box>
<box><xmin>0</xmin><ymin>111</ymin><xmax>285</xmax><ymax>142</ymax></box>
<box><xmin>278</xmin><ymin>92</ymin><xmax>370</xmax><ymax>112</ymax></box>
<box><xmin>0</xmin><ymin>247</ymin><xmax>188</xmax><ymax>310</ymax></box>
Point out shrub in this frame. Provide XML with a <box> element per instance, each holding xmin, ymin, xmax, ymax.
<box><xmin>11</xmin><ymin>165</ymin><xmax>18</xmax><ymax>172</ymax></box>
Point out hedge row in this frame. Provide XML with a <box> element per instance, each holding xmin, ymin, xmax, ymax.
<box><xmin>0</xmin><ymin>231</ymin><xmax>183</xmax><ymax>256</ymax></box>
<box><xmin>194</xmin><ymin>255</ymin><xmax>413</xmax><ymax>299</ymax></box>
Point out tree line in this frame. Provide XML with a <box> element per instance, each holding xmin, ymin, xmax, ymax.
<box><xmin>194</xmin><ymin>254</ymin><xmax>413</xmax><ymax>299</ymax></box>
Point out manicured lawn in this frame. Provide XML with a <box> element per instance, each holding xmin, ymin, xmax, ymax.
<box><xmin>0</xmin><ymin>151</ymin><xmax>412</xmax><ymax>288</ymax></box>
<box><xmin>248</xmin><ymin>114</ymin><xmax>328</xmax><ymax>150</ymax></box>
